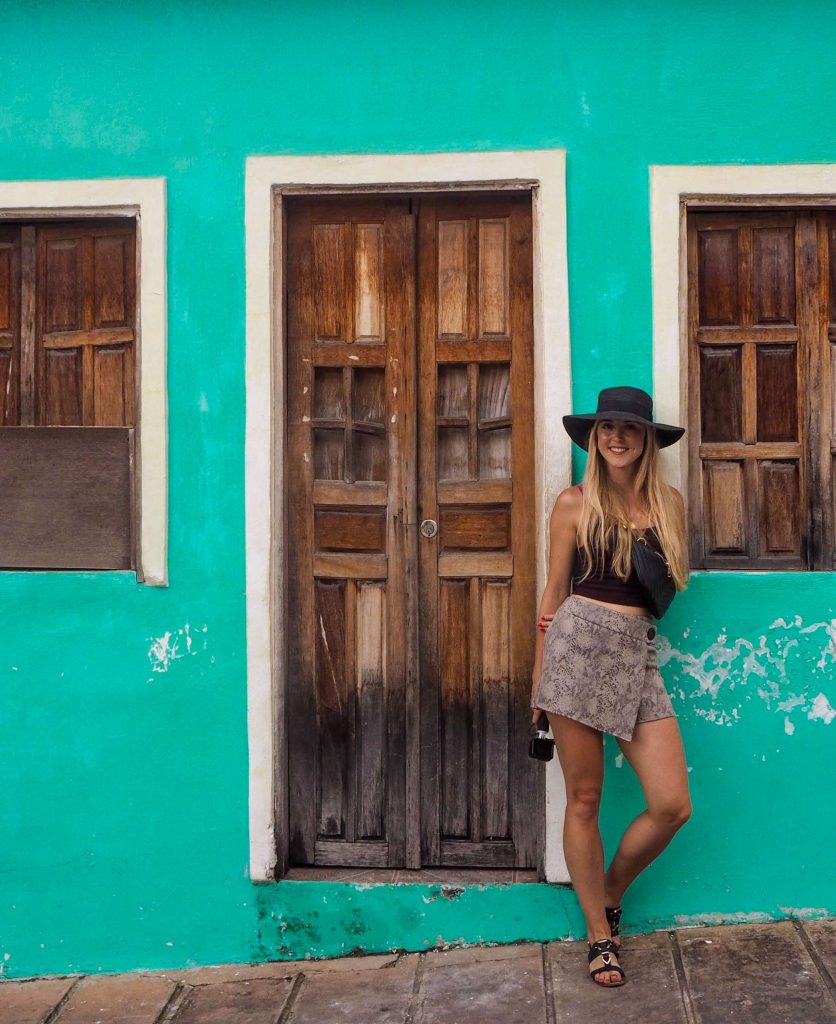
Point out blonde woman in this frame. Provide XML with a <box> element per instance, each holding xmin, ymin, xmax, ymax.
<box><xmin>531</xmin><ymin>386</ymin><xmax>692</xmax><ymax>989</ymax></box>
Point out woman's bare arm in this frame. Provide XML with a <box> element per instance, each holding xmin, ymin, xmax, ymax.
<box><xmin>530</xmin><ymin>486</ymin><xmax>582</xmax><ymax>722</ymax></box>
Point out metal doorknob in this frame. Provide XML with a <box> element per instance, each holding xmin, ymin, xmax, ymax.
<box><xmin>419</xmin><ymin>519</ymin><xmax>438</xmax><ymax>539</ymax></box>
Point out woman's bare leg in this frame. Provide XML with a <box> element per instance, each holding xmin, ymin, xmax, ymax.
<box><xmin>604</xmin><ymin>716</ymin><xmax>692</xmax><ymax>908</ymax></box>
<box><xmin>548</xmin><ymin>712</ymin><xmax>623</xmax><ymax>986</ymax></box>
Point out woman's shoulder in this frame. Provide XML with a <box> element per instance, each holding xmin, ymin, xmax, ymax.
<box><xmin>549</xmin><ymin>485</ymin><xmax>584</xmax><ymax>530</ymax></box>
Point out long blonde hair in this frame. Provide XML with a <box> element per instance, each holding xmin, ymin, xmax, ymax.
<box><xmin>576</xmin><ymin>422</ymin><xmax>689</xmax><ymax>591</ymax></box>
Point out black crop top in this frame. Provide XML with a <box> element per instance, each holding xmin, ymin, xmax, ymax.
<box><xmin>572</xmin><ymin>527</ymin><xmax>664</xmax><ymax>609</ymax></box>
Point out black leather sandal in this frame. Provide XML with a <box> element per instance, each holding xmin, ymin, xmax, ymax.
<box><xmin>605</xmin><ymin>904</ymin><xmax>623</xmax><ymax>946</ymax></box>
<box><xmin>587</xmin><ymin>938</ymin><xmax>626</xmax><ymax>986</ymax></box>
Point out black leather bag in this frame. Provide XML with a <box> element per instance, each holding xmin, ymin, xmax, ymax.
<box><xmin>632</xmin><ymin>534</ymin><xmax>676</xmax><ymax>620</ymax></box>
<box><xmin>528</xmin><ymin>712</ymin><xmax>554</xmax><ymax>761</ymax></box>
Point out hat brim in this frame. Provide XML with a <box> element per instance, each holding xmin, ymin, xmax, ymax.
<box><xmin>562</xmin><ymin>412</ymin><xmax>685</xmax><ymax>451</ymax></box>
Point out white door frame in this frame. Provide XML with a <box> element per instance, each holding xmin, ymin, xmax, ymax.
<box><xmin>245</xmin><ymin>150</ymin><xmax>572</xmax><ymax>882</ymax></box>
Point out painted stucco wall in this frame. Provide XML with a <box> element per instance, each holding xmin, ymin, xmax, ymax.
<box><xmin>1</xmin><ymin>0</ymin><xmax>834</xmax><ymax>978</ymax></box>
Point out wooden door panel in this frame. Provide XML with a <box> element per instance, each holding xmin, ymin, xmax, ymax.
<box><xmin>418</xmin><ymin>193</ymin><xmax>538</xmax><ymax>869</ymax></box>
<box><xmin>286</xmin><ymin>197</ymin><xmax>413</xmax><ymax>868</ymax></box>
<box><xmin>286</xmin><ymin>191</ymin><xmax>539</xmax><ymax>872</ymax></box>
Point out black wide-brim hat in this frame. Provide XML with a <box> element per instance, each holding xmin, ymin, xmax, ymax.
<box><xmin>562</xmin><ymin>386</ymin><xmax>685</xmax><ymax>451</ymax></box>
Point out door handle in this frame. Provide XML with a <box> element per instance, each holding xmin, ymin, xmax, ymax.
<box><xmin>419</xmin><ymin>519</ymin><xmax>438</xmax><ymax>539</ymax></box>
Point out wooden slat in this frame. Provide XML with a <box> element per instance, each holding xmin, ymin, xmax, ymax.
<box><xmin>699</xmin><ymin>442</ymin><xmax>801</xmax><ymax>459</ymax></box>
<box><xmin>0</xmin><ymin>426</ymin><xmax>133</xmax><ymax>569</ymax></box>
<box><xmin>386</xmin><ymin>208</ymin><xmax>418</xmax><ymax>868</ymax></box>
<box><xmin>20</xmin><ymin>227</ymin><xmax>35</xmax><ymax>425</ymax></box>
<box><xmin>468</xmin><ymin>576</ymin><xmax>482</xmax><ymax>844</ymax></box>
<box><xmin>808</xmin><ymin>215</ymin><xmax>832</xmax><ymax>568</ymax></box>
<box><xmin>438</xmin><ymin>479</ymin><xmax>513</xmax><ymax>504</ymax></box>
<box><xmin>687</xmin><ymin>216</ymin><xmax>706</xmax><ymax>567</ymax></box>
<box><xmin>506</xmin><ymin>198</ymin><xmax>539</xmax><ymax>869</ymax></box>
<box><xmin>312</xmin><ymin>343</ymin><xmax>386</xmax><ymax>366</ymax></box>
<box><xmin>313</xmin><ymin>480</ymin><xmax>387</xmax><ymax>506</ymax></box>
<box><xmin>438</xmin><ymin>840</ymin><xmax>514</xmax><ymax>867</ymax></box>
<box><xmin>418</xmin><ymin>195</ymin><xmax>442</xmax><ymax>866</ymax></box>
<box><xmin>313</xmin><ymin>553</ymin><xmax>387</xmax><ymax>579</ymax></box>
<box><xmin>702</xmin><ymin>554</ymin><xmax>805</xmax><ymax>570</ymax></box>
<box><xmin>741</xmin><ymin>342</ymin><xmax>756</xmax><ymax>443</ymax></box>
<box><xmin>286</xmin><ymin>199</ymin><xmax>319</xmax><ymax>865</ymax></box>
<box><xmin>436</xmin><ymin>339</ymin><xmax>511</xmax><ymax>363</ymax></box>
<box><xmin>0</xmin><ymin>226</ymin><xmax>20</xmax><ymax>425</ymax></box>
<box><xmin>315</xmin><ymin>579</ymin><xmax>349</xmax><ymax>840</ymax></box>
<box><xmin>42</xmin><ymin>327</ymin><xmax>134</xmax><ymax>349</ymax></box>
<box><xmin>697</xmin><ymin>326</ymin><xmax>799</xmax><ymax>344</ymax></box>
<box><xmin>314</xmin><ymin>840</ymin><xmax>388</xmax><ymax>867</ymax></box>
<box><xmin>481</xmin><ymin>580</ymin><xmax>510</xmax><ymax>840</ymax></box>
<box><xmin>438</xmin><ymin>552</ymin><xmax>513</xmax><ymax>577</ymax></box>
<box><xmin>440</xmin><ymin>579</ymin><xmax>469</xmax><ymax>838</ymax></box>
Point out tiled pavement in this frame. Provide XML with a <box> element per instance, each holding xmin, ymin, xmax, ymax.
<box><xmin>2</xmin><ymin>919</ymin><xmax>835</xmax><ymax>1023</ymax></box>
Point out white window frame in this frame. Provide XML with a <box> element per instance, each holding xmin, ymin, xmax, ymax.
<box><xmin>650</xmin><ymin>163</ymin><xmax>836</xmax><ymax>498</ymax></box>
<box><xmin>0</xmin><ymin>178</ymin><xmax>168</xmax><ymax>586</ymax></box>
<box><xmin>245</xmin><ymin>150</ymin><xmax>571</xmax><ymax>883</ymax></box>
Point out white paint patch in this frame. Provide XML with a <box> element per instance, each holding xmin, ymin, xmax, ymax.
<box><xmin>147</xmin><ymin>624</ymin><xmax>208</xmax><ymax>676</ymax></box>
<box><xmin>809</xmin><ymin>693</ymin><xmax>835</xmax><ymax>725</ymax></box>
<box><xmin>198</xmin><ymin>393</ymin><xmax>209</xmax><ymax>412</ymax></box>
<box><xmin>614</xmin><ymin>753</ymin><xmax>624</xmax><ymax>769</ymax></box>
<box><xmin>658</xmin><ymin>614</ymin><xmax>836</xmax><ymax>731</ymax></box>
<box><xmin>776</xmin><ymin>905</ymin><xmax>832</xmax><ymax>916</ymax></box>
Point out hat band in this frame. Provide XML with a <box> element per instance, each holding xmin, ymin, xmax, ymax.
<box><xmin>596</xmin><ymin>398</ymin><xmax>652</xmax><ymax>420</ymax></box>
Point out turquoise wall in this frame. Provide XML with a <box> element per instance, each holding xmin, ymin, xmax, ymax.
<box><xmin>1</xmin><ymin>0</ymin><xmax>834</xmax><ymax>979</ymax></box>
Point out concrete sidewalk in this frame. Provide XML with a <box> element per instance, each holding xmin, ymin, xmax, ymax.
<box><xmin>2</xmin><ymin>918</ymin><xmax>835</xmax><ymax>1023</ymax></box>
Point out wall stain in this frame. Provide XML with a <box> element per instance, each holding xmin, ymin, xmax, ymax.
<box><xmin>147</xmin><ymin>624</ymin><xmax>209</xmax><ymax>678</ymax></box>
<box><xmin>658</xmin><ymin>615</ymin><xmax>836</xmax><ymax>729</ymax></box>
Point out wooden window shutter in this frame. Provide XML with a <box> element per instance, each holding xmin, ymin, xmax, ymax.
<box><xmin>688</xmin><ymin>211</ymin><xmax>809</xmax><ymax>569</ymax></box>
<box><xmin>0</xmin><ymin>219</ymin><xmax>136</xmax><ymax>570</ymax></box>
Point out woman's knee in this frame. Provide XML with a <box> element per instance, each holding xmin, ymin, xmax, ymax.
<box><xmin>565</xmin><ymin>784</ymin><xmax>604</xmax><ymax>822</ymax></box>
<box><xmin>649</xmin><ymin>797</ymin><xmax>692</xmax><ymax>829</ymax></box>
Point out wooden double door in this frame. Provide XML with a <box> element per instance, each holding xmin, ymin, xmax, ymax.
<box><xmin>285</xmin><ymin>191</ymin><xmax>540</xmax><ymax>871</ymax></box>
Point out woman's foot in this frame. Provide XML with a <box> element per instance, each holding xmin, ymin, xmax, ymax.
<box><xmin>587</xmin><ymin>938</ymin><xmax>625</xmax><ymax>987</ymax></box>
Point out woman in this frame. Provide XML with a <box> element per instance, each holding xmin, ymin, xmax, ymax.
<box><xmin>530</xmin><ymin>386</ymin><xmax>692</xmax><ymax>989</ymax></box>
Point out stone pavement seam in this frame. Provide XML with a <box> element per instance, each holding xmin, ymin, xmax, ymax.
<box><xmin>154</xmin><ymin>980</ymin><xmax>191</xmax><ymax>1023</ymax></box>
<box><xmin>793</xmin><ymin>919</ymin><xmax>836</xmax><ymax>1009</ymax></box>
<box><xmin>272</xmin><ymin>972</ymin><xmax>305</xmax><ymax>1023</ymax></box>
<box><xmin>540</xmin><ymin>944</ymin><xmax>556</xmax><ymax>1024</ymax></box>
<box><xmin>41</xmin><ymin>975</ymin><xmax>83</xmax><ymax>1024</ymax></box>
<box><xmin>403</xmin><ymin>952</ymin><xmax>427</xmax><ymax>1024</ymax></box>
<box><xmin>668</xmin><ymin>930</ymin><xmax>700</xmax><ymax>1024</ymax></box>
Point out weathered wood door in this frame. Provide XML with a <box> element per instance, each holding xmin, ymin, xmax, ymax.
<box><xmin>285</xmin><ymin>192</ymin><xmax>539</xmax><ymax>870</ymax></box>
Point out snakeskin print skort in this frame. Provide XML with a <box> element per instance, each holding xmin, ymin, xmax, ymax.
<box><xmin>531</xmin><ymin>594</ymin><xmax>676</xmax><ymax>741</ymax></box>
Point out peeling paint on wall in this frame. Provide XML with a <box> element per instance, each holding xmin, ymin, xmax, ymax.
<box><xmin>658</xmin><ymin>615</ymin><xmax>836</xmax><ymax>730</ymax></box>
<box><xmin>147</xmin><ymin>624</ymin><xmax>208</xmax><ymax>677</ymax></box>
